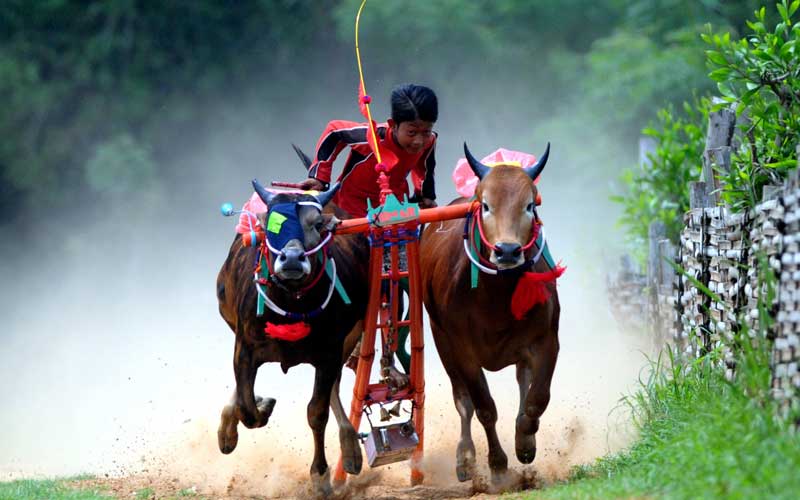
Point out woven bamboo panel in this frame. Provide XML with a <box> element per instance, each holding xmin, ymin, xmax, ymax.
<box><xmin>774</xmin><ymin>187</ymin><xmax>799</xmax><ymax>419</ymax></box>
<box><xmin>679</xmin><ymin>208</ymin><xmax>709</xmax><ymax>358</ymax></box>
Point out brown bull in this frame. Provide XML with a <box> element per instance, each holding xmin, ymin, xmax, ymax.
<box><xmin>216</xmin><ymin>177</ymin><xmax>369</xmax><ymax>495</ymax></box>
<box><xmin>420</xmin><ymin>143</ymin><xmax>560</xmax><ymax>487</ymax></box>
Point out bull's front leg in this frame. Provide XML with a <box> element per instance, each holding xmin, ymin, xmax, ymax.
<box><xmin>515</xmin><ymin>335</ymin><xmax>559</xmax><ymax>464</ymax></box>
<box><xmin>217</xmin><ymin>337</ymin><xmax>276</xmax><ymax>454</ymax></box>
<box><xmin>330</xmin><ymin>378</ymin><xmax>363</xmax><ymax>477</ymax></box>
<box><xmin>514</xmin><ymin>356</ymin><xmax>535</xmax><ymax>463</ymax></box>
<box><xmin>308</xmin><ymin>362</ymin><xmax>338</xmax><ymax>497</ymax></box>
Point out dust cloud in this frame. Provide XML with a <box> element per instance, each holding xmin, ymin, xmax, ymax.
<box><xmin>0</xmin><ymin>73</ymin><xmax>652</xmax><ymax>498</ymax></box>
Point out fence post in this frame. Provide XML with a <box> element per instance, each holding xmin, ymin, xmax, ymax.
<box><xmin>702</xmin><ymin>100</ymin><xmax>736</xmax><ymax>205</ymax></box>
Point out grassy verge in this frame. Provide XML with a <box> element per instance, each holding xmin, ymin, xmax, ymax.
<box><xmin>0</xmin><ymin>475</ymin><xmax>111</xmax><ymax>500</ymax></box>
<box><xmin>524</xmin><ymin>270</ymin><xmax>800</xmax><ymax>500</ymax></box>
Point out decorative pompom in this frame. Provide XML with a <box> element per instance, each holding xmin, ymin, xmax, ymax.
<box><xmin>510</xmin><ymin>265</ymin><xmax>566</xmax><ymax>320</ymax></box>
<box><xmin>361</xmin><ymin>94</ymin><xmax>372</xmax><ymax>104</ymax></box>
<box><xmin>265</xmin><ymin>322</ymin><xmax>312</xmax><ymax>342</ymax></box>
<box><xmin>374</xmin><ymin>163</ymin><xmax>387</xmax><ymax>173</ymax></box>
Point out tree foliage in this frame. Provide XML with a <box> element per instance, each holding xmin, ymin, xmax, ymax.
<box><xmin>611</xmin><ymin>100</ymin><xmax>707</xmax><ymax>258</ymax></box>
<box><xmin>705</xmin><ymin>0</ymin><xmax>800</xmax><ymax>209</ymax></box>
<box><xmin>615</xmin><ymin>1</ymin><xmax>800</xmax><ymax>257</ymax></box>
<box><xmin>0</xmin><ymin>0</ymin><xmax>769</xmax><ymax>241</ymax></box>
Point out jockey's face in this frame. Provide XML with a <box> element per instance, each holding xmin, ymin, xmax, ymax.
<box><xmin>392</xmin><ymin>119</ymin><xmax>434</xmax><ymax>154</ymax></box>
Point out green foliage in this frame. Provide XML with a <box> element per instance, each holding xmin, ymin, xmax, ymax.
<box><xmin>529</xmin><ymin>257</ymin><xmax>799</xmax><ymax>500</ymax></box>
<box><xmin>0</xmin><ymin>477</ymin><xmax>111</xmax><ymax>500</ymax></box>
<box><xmin>611</xmin><ymin>100</ymin><xmax>707</xmax><ymax>259</ymax></box>
<box><xmin>704</xmin><ymin>0</ymin><xmax>800</xmax><ymax>210</ymax></box>
<box><xmin>84</xmin><ymin>134</ymin><xmax>156</xmax><ymax>195</ymax></box>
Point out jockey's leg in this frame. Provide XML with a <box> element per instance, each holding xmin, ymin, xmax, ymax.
<box><xmin>395</xmin><ymin>277</ymin><xmax>412</xmax><ymax>373</ymax></box>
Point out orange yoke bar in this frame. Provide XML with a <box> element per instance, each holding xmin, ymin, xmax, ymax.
<box><xmin>335</xmin><ymin>201</ymin><xmax>476</xmax><ymax>235</ymax></box>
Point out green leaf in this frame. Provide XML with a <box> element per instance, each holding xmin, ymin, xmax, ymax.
<box><xmin>778</xmin><ymin>2</ymin><xmax>790</xmax><ymax>23</ymax></box>
<box><xmin>717</xmin><ymin>81</ymin><xmax>735</xmax><ymax>98</ymax></box>
<box><xmin>706</xmin><ymin>50</ymin><xmax>727</xmax><ymax>66</ymax></box>
<box><xmin>709</xmin><ymin>67</ymin><xmax>733</xmax><ymax>80</ymax></box>
<box><xmin>791</xmin><ymin>0</ymin><xmax>800</xmax><ymax>17</ymax></box>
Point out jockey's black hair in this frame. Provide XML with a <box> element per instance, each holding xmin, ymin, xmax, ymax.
<box><xmin>391</xmin><ymin>84</ymin><xmax>438</xmax><ymax>124</ymax></box>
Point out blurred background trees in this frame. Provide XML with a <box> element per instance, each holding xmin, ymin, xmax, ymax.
<box><xmin>0</xmin><ymin>0</ymin><xmax>767</xmax><ymax>251</ymax></box>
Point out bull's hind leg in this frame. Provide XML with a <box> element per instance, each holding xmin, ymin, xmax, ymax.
<box><xmin>217</xmin><ymin>338</ymin><xmax>275</xmax><ymax>454</ymax></box>
<box><xmin>461</xmin><ymin>367</ymin><xmax>508</xmax><ymax>478</ymax></box>
<box><xmin>516</xmin><ymin>335</ymin><xmax>559</xmax><ymax>464</ymax></box>
<box><xmin>330</xmin><ymin>378</ymin><xmax>363</xmax><ymax>477</ymax></box>
<box><xmin>308</xmin><ymin>363</ymin><xmax>338</xmax><ymax>497</ymax></box>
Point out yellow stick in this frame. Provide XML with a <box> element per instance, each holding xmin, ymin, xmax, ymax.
<box><xmin>355</xmin><ymin>0</ymin><xmax>382</xmax><ymax>164</ymax></box>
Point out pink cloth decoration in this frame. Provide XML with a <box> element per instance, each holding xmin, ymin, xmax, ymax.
<box><xmin>452</xmin><ymin>148</ymin><xmax>540</xmax><ymax>198</ymax></box>
<box><xmin>235</xmin><ymin>192</ymin><xmax>265</xmax><ymax>234</ymax></box>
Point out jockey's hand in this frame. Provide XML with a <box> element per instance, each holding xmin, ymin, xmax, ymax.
<box><xmin>419</xmin><ymin>197</ymin><xmax>438</xmax><ymax>209</ymax></box>
<box><xmin>299</xmin><ymin>178</ymin><xmax>326</xmax><ymax>192</ymax></box>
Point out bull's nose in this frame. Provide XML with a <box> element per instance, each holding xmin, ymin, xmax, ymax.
<box><xmin>279</xmin><ymin>247</ymin><xmax>306</xmax><ymax>263</ymax></box>
<box><xmin>495</xmin><ymin>242</ymin><xmax>522</xmax><ymax>263</ymax></box>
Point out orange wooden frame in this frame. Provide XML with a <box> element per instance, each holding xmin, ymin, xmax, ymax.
<box><xmin>333</xmin><ymin>202</ymin><xmax>474</xmax><ymax>485</ymax></box>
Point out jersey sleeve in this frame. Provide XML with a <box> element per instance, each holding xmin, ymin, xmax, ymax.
<box><xmin>307</xmin><ymin>120</ymin><xmax>369</xmax><ymax>185</ymax></box>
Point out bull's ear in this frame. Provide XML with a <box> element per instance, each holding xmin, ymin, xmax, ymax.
<box><xmin>464</xmin><ymin>142</ymin><xmax>491</xmax><ymax>179</ymax></box>
<box><xmin>523</xmin><ymin>142</ymin><xmax>550</xmax><ymax>181</ymax></box>
<box><xmin>322</xmin><ymin>213</ymin><xmax>341</xmax><ymax>231</ymax></box>
<box><xmin>315</xmin><ymin>182</ymin><xmax>340</xmax><ymax>207</ymax></box>
<box><xmin>252</xmin><ymin>178</ymin><xmax>275</xmax><ymax>206</ymax></box>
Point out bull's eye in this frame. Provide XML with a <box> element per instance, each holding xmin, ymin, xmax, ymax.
<box><xmin>526</xmin><ymin>202</ymin><xmax>534</xmax><ymax>213</ymax></box>
<box><xmin>314</xmin><ymin>221</ymin><xmax>324</xmax><ymax>232</ymax></box>
<box><xmin>482</xmin><ymin>202</ymin><xmax>490</xmax><ymax>214</ymax></box>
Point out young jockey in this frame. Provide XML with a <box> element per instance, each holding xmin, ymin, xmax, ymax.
<box><xmin>300</xmin><ymin>84</ymin><xmax>438</xmax><ymax>386</ymax></box>
<box><xmin>299</xmin><ymin>83</ymin><xmax>438</xmax><ymax>215</ymax></box>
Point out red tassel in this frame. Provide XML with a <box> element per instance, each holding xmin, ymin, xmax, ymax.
<box><xmin>510</xmin><ymin>265</ymin><xmax>566</xmax><ymax>320</ymax></box>
<box><xmin>265</xmin><ymin>321</ymin><xmax>312</xmax><ymax>342</ymax></box>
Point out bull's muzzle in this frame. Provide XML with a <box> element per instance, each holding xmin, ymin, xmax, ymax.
<box><xmin>492</xmin><ymin>241</ymin><xmax>524</xmax><ymax>268</ymax></box>
<box><xmin>273</xmin><ymin>241</ymin><xmax>311</xmax><ymax>279</ymax></box>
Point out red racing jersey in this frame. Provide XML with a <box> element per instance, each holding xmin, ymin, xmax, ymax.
<box><xmin>307</xmin><ymin>120</ymin><xmax>437</xmax><ymax>218</ymax></box>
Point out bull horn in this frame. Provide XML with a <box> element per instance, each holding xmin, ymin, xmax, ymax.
<box><xmin>463</xmin><ymin>142</ymin><xmax>491</xmax><ymax>180</ymax></box>
<box><xmin>523</xmin><ymin>142</ymin><xmax>550</xmax><ymax>181</ymax></box>
<box><xmin>252</xmin><ymin>178</ymin><xmax>276</xmax><ymax>207</ymax></box>
<box><xmin>292</xmin><ymin>143</ymin><xmax>313</xmax><ymax>170</ymax></box>
<box><xmin>314</xmin><ymin>182</ymin><xmax>340</xmax><ymax>207</ymax></box>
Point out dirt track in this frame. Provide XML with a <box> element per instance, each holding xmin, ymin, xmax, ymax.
<box><xmin>72</xmin><ymin>471</ymin><xmax>538</xmax><ymax>499</ymax></box>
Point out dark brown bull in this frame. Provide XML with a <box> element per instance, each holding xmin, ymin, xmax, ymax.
<box><xmin>420</xmin><ymin>143</ymin><xmax>560</xmax><ymax>487</ymax></box>
<box><xmin>215</xmin><ymin>176</ymin><xmax>369</xmax><ymax>495</ymax></box>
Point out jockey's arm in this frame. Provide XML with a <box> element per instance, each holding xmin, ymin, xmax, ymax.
<box><xmin>304</xmin><ymin>120</ymin><xmax>369</xmax><ymax>190</ymax></box>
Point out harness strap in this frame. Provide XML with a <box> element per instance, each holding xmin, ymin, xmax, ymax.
<box><xmin>255</xmin><ymin>257</ymin><xmax>339</xmax><ymax>319</ymax></box>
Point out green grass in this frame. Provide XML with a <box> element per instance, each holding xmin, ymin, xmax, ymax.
<box><xmin>0</xmin><ymin>476</ymin><xmax>111</xmax><ymax>500</ymax></box>
<box><xmin>134</xmin><ymin>487</ymin><xmax>154</xmax><ymax>500</ymax></box>
<box><xmin>523</xmin><ymin>327</ymin><xmax>800</xmax><ymax>499</ymax></box>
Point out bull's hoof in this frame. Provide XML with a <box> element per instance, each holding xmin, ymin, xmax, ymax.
<box><xmin>310</xmin><ymin>468</ymin><xmax>333</xmax><ymax>498</ymax></box>
<box><xmin>239</xmin><ymin>396</ymin><xmax>276</xmax><ymax>429</ymax></box>
<box><xmin>456</xmin><ymin>439</ymin><xmax>476</xmax><ymax>482</ymax></box>
<box><xmin>257</xmin><ymin>396</ymin><xmax>277</xmax><ymax>422</ymax></box>
<box><xmin>217</xmin><ymin>404</ymin><xmax>239</xmax><ymax>454</ymax></box>
<box><xmin>515</xmin><ymin>433</ymin><xmax>537</xmax><ymax>464</ymax></box>
<box><xmin>489</xmin><ymin>467</ymin><xmax>524</xmax><ymax>493</ymax></box>
<box><xmin>339</xmin><ymin>428</ymin><xmax>363</xmax><ymax>475</ymax></box>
